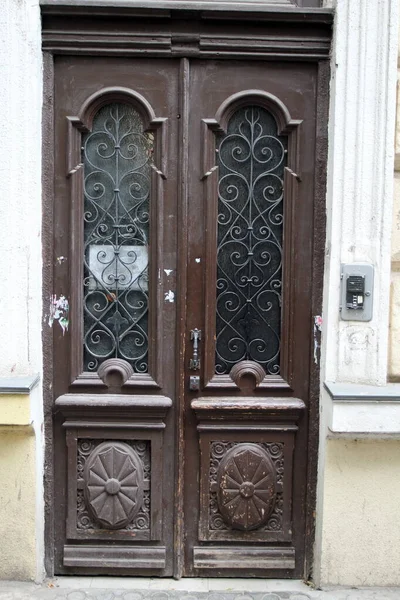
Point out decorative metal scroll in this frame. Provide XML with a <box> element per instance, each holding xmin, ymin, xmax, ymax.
<box><xmin>215</xmin><ymin>106</ymin><xmax>287</xmax><ymax>375</ymax></box>
<box><xmin>83</xmin><ymin>103</ymin><xmax>153</xmax><ymax>373</ymax></box>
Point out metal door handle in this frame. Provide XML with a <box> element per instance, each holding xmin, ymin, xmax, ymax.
<box><xmin>189</xmin><ymin>328</ymin><xmax>201</xmax><ymax>370</ymax></box>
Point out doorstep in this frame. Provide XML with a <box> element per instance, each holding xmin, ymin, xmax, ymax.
<box><xmin>0</xmin><ymin>579</ymin><xmax>400</xmax><ymax>599</ymax></box>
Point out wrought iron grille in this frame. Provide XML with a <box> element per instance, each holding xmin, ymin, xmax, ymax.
<box><xmin>83</xmin><ymin>103</ymin><xmax>152</xmax><ymax>373</ymax></box>
<box><xmin>215</xmin><ymin>106</ymin><xmax>287</xmax><ymax>376</ymax></box>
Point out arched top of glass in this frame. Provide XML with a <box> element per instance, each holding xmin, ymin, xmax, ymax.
<box><xmin>215</xmin><ymin>105</ymin><xmax>287</xmax><ymax>376</ymax></box>
<box><xmin>82</xmin><ymin>102</ymin><xmax>153</xmax><ymax>374</ymax></box>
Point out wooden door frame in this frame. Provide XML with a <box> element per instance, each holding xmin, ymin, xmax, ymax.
<box><xmin>41</xmin><ymin>2</ymin><xmax>333</xmax><ymax>579</ymax></box>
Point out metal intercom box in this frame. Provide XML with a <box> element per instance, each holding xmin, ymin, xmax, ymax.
<box><xmin>340</xmin><ymin>263</ymin><xmax>374</xmax><ymax>321</ymax></box>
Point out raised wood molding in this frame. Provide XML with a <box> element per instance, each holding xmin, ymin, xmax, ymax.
<box><xmin>41</xmin><ymin>4</ymin><xmax>332</xmax><ymax>60</ymax></box>
<box><xmin>55</xmin><ymin>393</ymin><xmax>172</xmax><ymax>421</ymax></box>
<box><xmin>191</xmin><ymin>396</ymin><xmax>305</xmax><ymax>429</ymax></box>
<box><xmin>67</xmin><ymin>87</ymin><xmax>167</xmax><ymax>390</ymax></box>
<box><xmin>202</xmin><ymin>90</ymin><xmax>302</xmax><ymax>391</ymax></box>
<box><xmin>40</xmin><ymin>0</ymin><xmax>328</xmax><ymax>16</ymax></box>
<box><xmin>193</xmin><ymin>545</ymin><xmax>295</xmax><ymax>570</ymax></box>
<box><xmin>64</xmin><ymin>545</ymin><xmax>166</xmax><ymax>569</ymax></box>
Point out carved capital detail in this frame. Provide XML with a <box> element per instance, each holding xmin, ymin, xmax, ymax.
<box><xmin>217</xmin><ymin>443</ymin><xmax>277</xmax><ymax>531</ymax></box>
<box><xmin>84</xmin><ymin>441</ymin><xmax>144</xmax><ymax>530</ymax></box>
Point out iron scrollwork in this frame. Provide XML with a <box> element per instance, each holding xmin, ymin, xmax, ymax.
<box><xmin>215</xmin><ymin>106</ymin><xmax>287</xmax><ymax>376</ymax></box>
<box><xmin>83</xmin><ymin>103</ymin><xmax>154</xmax><ymax>373</ymax></box>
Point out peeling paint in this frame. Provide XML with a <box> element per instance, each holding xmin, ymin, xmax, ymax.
<box><xmin>164</xmin><ymin>290</ymin><xmax>175</xmax><ymax>303</ymax></box>
<box><xmin>314</xmin><ymin>315</ymin><xmax>323</xmax><ymax>364</ymax></box>
<box><xmin>48</xmin><ymin>294</ymin><xmax>69</xmax><ymax>335</ymax></box>
<box><xmin>195</xmin><ymin>257</ymin><xmax>201</xmax><ymax>263</ymax></box>
<box><xmin>164</xmin><ymin>269</ymin><xmax>173</xmax><ymax>276</ymax></box>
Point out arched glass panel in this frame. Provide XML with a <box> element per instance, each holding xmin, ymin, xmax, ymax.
<box><xmin>83</xmin><ymin>103</ymin><xmax>153</xmax><ymax>373</ymax></box>
<box><xmin>215</xmin><ymin>106</ymin><xmax>287</xmax><ymax>376</ymax></box>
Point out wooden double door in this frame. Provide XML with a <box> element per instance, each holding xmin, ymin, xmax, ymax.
<box><xmin>51</xmin><ymin>51</ymin><xmax>324</xmax><ymax>578</ymax></box>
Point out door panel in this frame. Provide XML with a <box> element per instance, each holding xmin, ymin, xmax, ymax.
<box><xmin>52</xmin><ymin>54</ymin><xmax>319</xmax><ymax>578</ymax></box>
<box><xmin>183</xmin><ymin>60</ymin><xmax>317</xmax><ymax>577</ymax></box>
<box><xmin>53</xmin><ymin>57</ymin><xmax>180</xmax><ymax>576</ymax></box>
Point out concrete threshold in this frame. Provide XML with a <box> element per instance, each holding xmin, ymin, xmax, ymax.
<box><xmin>0</xmin><ymin>578</ymin><xmax>399</xmax><ymax>599</ymax></box>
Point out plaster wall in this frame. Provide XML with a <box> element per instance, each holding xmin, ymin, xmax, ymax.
<box><xmin>0</xmin><ymin>0</ymin><xmax>44</xmax><ymax>583</ymax></box>
<box><xmin>320</xmin><ymin>439</ymin><xmax>400</xmax><ymax>587</ymax></box>
<box><xmin>315</xmin><ymin>0</ymin><xmax>400</xmax><ymax>588</ymax></box>
<box><xmin>0</xmin><ymin>428</ymin><xmax>37</xmax><ymax>581</ymax></box>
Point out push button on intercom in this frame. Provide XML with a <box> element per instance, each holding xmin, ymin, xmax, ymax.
<box><xmin>346</xmin><ymin>275</ymin><xmax>365</xmax><ymax>310</ymax></box>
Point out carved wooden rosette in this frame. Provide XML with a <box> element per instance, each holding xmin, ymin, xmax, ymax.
<box><xmin>84</xmin><ymin>441</ymin><xmax>144</xmax><ymax>530</ymax></box>
<box><xmin>217</xmin><ymin>443</ymin><xmax>276</xmax><ymax>531</ymax></box>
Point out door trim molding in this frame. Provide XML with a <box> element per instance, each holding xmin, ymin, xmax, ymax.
<box><xmin>40</xmin><ymin>0</ymin><xmax>331</xmax><ymax>18</ymax></box>
<box><xmin>40</xmin><ymin>3</ymin><xmax>332</xmax><ymax>61</ymax></box>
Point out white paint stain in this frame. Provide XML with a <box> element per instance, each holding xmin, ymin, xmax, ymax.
<box><xmin>164</xmin><ymin>269</ymin><xmax>173</xmax><ymax>276</ymax></box>
<box><xmin>164</xmin><ymin>290</ymin><xmax>175</xmax><ymax>303</ymax></box>
<box><xmin>56</xmin><ymin>256</ymin><xmax>67</xmax><ymax>264</ymax></box>
<box><xmin>195</xmin><ymin>258</ymin><xmax>201</xmax><ymax>263</ymax></box>
<box><xmin>48</xmin><ymin>294</ymin><xmax>69</xmax><ymax>335</ymax></box>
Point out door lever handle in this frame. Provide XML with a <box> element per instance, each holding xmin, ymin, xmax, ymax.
<box><xmin>189</xmin><ymin>328</ymin><xmax>201</xmax><ymax>370</ymax></box>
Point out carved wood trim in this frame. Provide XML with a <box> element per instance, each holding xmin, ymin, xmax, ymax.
<box><xmin>67</xmin><ymin>87</ymin><xmax>167</xmax><ymax>390</ymax></box>
<box><xmin>83</xmin><ymin>441</ymin><xmax>144</xmax><ymax>530</ymax></box>
<box><xmin>198</xmin><ymin>435</ymin><xmax>295</xmax><ymax>542</ymax></box>
<box><xmin>202</xmin><ymin>90</ymin><xmax>301</xmax><ymax>390</ymax></box>
<box><xmin>64</xmin><ymin>424</ymin><xmax>165</xmax><ymax>543</ymax></box>
<box><xmin>216</xmin><ymin>443</ymin><xmax>277</xmax><ymax>531</ymax></box>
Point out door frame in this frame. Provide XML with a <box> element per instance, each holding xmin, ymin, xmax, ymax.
<box><xmin>41</xmin><ymin>1</ymin><xmax>333</xmax><ymax>579</ymax></box>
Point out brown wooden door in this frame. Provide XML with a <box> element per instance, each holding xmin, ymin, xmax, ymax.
<box><xmin>51</xmin><ymin>52</ymin><xmax>322</xmax><ymax>578</ymax></box>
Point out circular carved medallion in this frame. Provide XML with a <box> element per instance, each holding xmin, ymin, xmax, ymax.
<box><xmin>217</xmin><ymin>443</ymin><xmax>277</xmax><ymax>531</ymax></box>
<box><xmin>84</xmin><ymin>441</ymin><xmax>144</xmax><ymax>530</ymax></box>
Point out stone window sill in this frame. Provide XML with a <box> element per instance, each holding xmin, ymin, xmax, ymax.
<box><xmin>324</xmin><ymin>382</ymin><xmax>400</xmax><ymax>437</ymax></box>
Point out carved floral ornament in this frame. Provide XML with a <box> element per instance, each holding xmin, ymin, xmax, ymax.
<box><xmin>217</xmin><ymin>443</ymin><xmax>277</xmax><ymax>531</ymax></box>
<box><xmin>84</xmin><ymin>441</ymin><xmax>144</xmax><ymax>529</ymax></box>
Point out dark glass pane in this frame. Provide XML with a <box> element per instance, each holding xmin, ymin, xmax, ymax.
<box><xmin>215</xmin><ymin>106</ymin><xmax>287</xmax><ymax>376</ymax></box>
<box><xmin>83</xmin><ymin>103</ymin><xmax>152</xmax><ymax>373</ymax></box>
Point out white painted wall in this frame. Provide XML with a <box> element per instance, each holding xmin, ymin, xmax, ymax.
<box><xmin>0</xmin><ymin>0</ymin><xmax>44</xmax><ymax>582</ymax></box>
<box><xmin>315</xmin><ymin>0</ymin><xmax>400</xmax><ymax>587</ymax></box>
<box><xmin>0</xmin><ymin>0</ymin><xmax>42</xmax><ymax>379</ymax></box>
<box><xmin>321</xmin><ymin>0</ymin><xmax>398</xmax><ymax>388</ymax></box>
<box><xmin>389</xmin><ymin>10</ymin><xmax>400</xmax><ymax>379</ymax></box>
